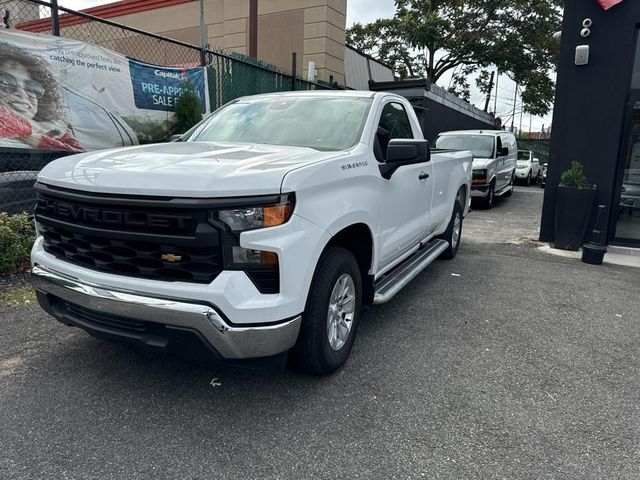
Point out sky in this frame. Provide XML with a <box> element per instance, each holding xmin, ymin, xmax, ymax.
<box><xmin>58</xmin><ymin>0</ymin><xmax>551</xmax><ymax>131</ymax></box>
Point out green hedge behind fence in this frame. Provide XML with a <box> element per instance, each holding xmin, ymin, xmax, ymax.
<box><xmin>0</xmin><ymin>213</ymin><xmax>35</xmax><ymax>274</ymax></box>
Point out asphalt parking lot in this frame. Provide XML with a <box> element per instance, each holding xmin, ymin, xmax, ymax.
<box><xmin>1</xmin><ymin>185</ymin><xmax>639</xmax><ymax>479</ymax></box>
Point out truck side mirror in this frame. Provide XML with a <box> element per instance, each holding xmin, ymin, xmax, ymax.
<box><xmin>500</xmin><ymin>147</ymin><xmax>509</xmax><ymax>157</ymax></box>
<box><xmin>379</xmin><ymin>139</ymin><xmax>430</xmax><ymax>179</ymax></box>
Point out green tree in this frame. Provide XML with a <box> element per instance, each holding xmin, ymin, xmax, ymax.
<box><xmin>347</xmin><ymin>0</ymin><xmax>562</xmax><ymax>116</ymax></box>
<box><xmin>175</xmin><ymin>82</ymin><xmax>203</xmax><ymax>133</ymax></box>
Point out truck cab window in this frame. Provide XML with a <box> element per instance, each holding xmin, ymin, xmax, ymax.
<box><xmin>375</xmin><ymin>102</ymin><xmax>414</xmax><ymax>162</ymax></box>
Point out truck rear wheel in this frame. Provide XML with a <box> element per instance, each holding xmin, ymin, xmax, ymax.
<box><xmin>293</xmin><ymin>247</ymin><xmax>362</xmax><ymax>375</ymax></box>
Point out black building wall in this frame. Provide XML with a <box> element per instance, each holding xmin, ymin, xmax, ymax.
<box><xmin>370</xmin><ymin>80</ymin><xmax>495</xmax><ymax>143</ymax></box>
<box><xmin>540</xmin><ymin>0</ymin><xmax>640</xmax><ymax>242</ymax></box>
<box><xmin>416</xmin><ymin>97</ymin><xmax>496</xmax><ymax>143</ymax></box>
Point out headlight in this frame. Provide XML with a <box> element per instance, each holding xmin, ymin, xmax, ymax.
<box><xmin>472</xmin><ymin>169</ymin><xmax>487</xmax><ymax>184</ymax></box>
<box><xmin>208</xmin><ymin>194</ymin><xmax>294</xmax><ymax>275</ymax></box>
<box><xmin>213</xmin><ymin>202</ymin><xmax>294</xmax><ymax>232</ymax></box>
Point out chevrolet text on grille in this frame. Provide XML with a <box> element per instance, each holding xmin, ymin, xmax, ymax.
<box><xmin>40</xmin><ymin>199</ymin><xmax>191</xmax><ymax>229</ymax></box>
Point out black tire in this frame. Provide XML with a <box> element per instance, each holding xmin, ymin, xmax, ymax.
<box><xmin>479</xmin><ymin>181</ymin><xmax>495</xmax><ymax>209</ymax></box>
<box><xmin>503</xmin><ymin>173</ymin><xmax>514</xmax><ymax>197</ymax></box>
<box><xmin>439</xmin><ymin>201</ymin><xmax>463</xmax><ymax>259</ymax></box>
<box><xmin>293</xmin><ymin>247</ymin><xmax>362</xmax><ymax>375</ymax></box>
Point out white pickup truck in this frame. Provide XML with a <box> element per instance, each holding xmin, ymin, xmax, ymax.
<box><xmin>31</xmin><ymin>91</ymin><xmax>472</xmax><ymax>375</ymax></box>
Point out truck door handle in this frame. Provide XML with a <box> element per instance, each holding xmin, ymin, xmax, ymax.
<box><xmin>418</xmin><ymin>172</ymin><xmax>430</xmax><ymax>180</ymax></box>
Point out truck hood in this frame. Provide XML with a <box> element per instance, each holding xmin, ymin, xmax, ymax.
<box><xmin>38</xmin><ymin>142</ymin><xmax>345</xmax><ymax>197</ymax></box>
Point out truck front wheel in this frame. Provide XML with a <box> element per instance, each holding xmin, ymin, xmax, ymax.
<box><xmin>293</xmin><ymin>247</ymin><xmax>362</xmax><ymax>375</ymax></box>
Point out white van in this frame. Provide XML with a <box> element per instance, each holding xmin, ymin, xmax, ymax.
<box><xmin>434</xmin><ymin>130</ymin><xmax>517</xmax><ymax>208</ymax></box>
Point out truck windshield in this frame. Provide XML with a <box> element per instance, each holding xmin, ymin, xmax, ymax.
<box><xmin>183</xmin><ymin>96</ymin><xmax>373</xmax><ymax>151</ymax></box>
<box><xmin>518</xmin><ymin>151</ymin><xmax>531</xmax><ymax>160</ymax></box>
<box><xmin>435</xmin><ymin>135</ymin><xmax>495</xmax><ymax>159</ymax></box>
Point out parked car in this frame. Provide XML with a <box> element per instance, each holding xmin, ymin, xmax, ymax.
<box><xmin>0</xmin><ymin>171</ymin><xmax>39</xmax><ymax>214</ymax></box>
<box><xmin>31</xmin><ymin>91</ymin><xmax>473</xmax><ymax>376</ymax></box>
<box><xmin>540</xmin><ymin>163</ymin><xmax>548</xmax><ymax>187</ymax></box>
<box><xmin>515</xmin><ymin>150</ymin><xmax>541</xmax><ymax>186</ymax></box>
<box><xmin>64</xmin><ymin>86</ymin><xmax>140</xmax><ymax>150</ymax></box>
<box><xmin>620</xmin><ymin>169</ymin><xmax>640</xmax><ymax>213</ymax></box>
<box><xmin>434</xmin><ymin>130</ymin><xmax>517</xmax><ymax>208</ymax></box>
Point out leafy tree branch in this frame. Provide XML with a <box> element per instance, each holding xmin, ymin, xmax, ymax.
<box><xmin>346</xmin><ymin>0</ymin><xmax>562</xmax><ymax>116</ymax></box>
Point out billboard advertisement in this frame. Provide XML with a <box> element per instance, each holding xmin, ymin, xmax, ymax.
<box><xmin>0</xmin><ymin>29</ymin><xmax>208</xmax><ymax>153</ymax></box>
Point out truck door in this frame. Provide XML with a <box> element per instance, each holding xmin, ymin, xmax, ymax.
<box><xmin>374</xmin><ymin>101</ymin><xmax>433</xmax><ymax>270</ymax></box>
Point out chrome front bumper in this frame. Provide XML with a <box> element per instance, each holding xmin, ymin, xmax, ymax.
<box><xmin>31</xmin><ymin>265</ymin><xmax>301</xmax><ymax>360</ymax></box>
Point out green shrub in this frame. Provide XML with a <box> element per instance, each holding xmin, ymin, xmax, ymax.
<box><xmin>0</xmin><ymin>212</ymin><xmax>35</xmax><ymax>274</ymax></box>
<box><xmin>175</xmin><ymin>82</ymin><xmax>203</xmax><ymax>134</ymax></box>
<box><xmin>560</xmin><ymin>160</ymin><xmax>589</xmax><ymax>189</ymax></box>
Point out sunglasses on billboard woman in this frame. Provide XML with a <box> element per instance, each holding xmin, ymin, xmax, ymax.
<box><xmin>0</xmin><ymin>70</ymin><xmax>45</xmax><ymax>99</ymax></box>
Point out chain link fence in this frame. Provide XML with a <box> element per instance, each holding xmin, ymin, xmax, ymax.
<box><xmin>0</xmin><ymin>0</ymin><xmax>336</xmax><ymax>213</ymax></box>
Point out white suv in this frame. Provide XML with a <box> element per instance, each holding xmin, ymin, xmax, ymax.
<box><xmin>515</xmin><ymin>150</ymin><xmax>541</xmax><ymax>186</ymax></box>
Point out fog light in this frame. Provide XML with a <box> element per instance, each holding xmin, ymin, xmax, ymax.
<box><xmin>232</xmin><ymin>246</ymin><xmax>262</xmax><ymax>264</ymax></box>
<box><xmin>232</xmin><ymin>246</ymin><xmax>279</xmax><ymax>266</ymax></box>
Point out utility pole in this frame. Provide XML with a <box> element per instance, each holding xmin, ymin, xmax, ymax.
<box><xmin>519</xmin><ymin>101</ymin><xmax>523</xmax><ymax>138</ymax></box>
<box><xmin>529</xmin><ymin>114</ymin><xmax>532</xmax><ymax>139</ymax></box>
<box><xmin>199</xmin><ymin>0</ymin><xmax>206</xmax><ymax>66</ymax></box>
<box><xmin>493</xmin><ymin>71</ymin><xmax>499</xmax><ymax>114</ymax></box>
<box><xmin>510</xmin><ymin>82</ymin><xmax>518</xmax><ymax>133</ymax></box>
<box><xmin>291</xmin><ymin>52</ymin><xmax>297</xmax><ymax>91</ymax></box>
<box><xmin>249</xmin><ymin>0</ymin><xmax>258</xmax><ymax>58</ymax></box>
<box><xmin>484</xmin><ymin>71</ymin><xmax>495</xmax><ymax>113</ymax></box>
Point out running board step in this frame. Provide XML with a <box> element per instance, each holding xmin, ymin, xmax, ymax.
<box><xmin>373</xmin><ymin>239</ymin><xmax>449</xmax><ymax>305</ymax></box>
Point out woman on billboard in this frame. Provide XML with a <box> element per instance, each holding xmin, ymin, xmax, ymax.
<box><xmin>0</xmin><ymin>42</ymin><xmax>84</xmax><ymax>152</ymax></box>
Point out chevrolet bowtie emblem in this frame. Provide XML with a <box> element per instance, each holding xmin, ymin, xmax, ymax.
<box><xmin>161</xmin><ymin>253</ymin><xmax>182</xmax><ymax>262</ymax></box>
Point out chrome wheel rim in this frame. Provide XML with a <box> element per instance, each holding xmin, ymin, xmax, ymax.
<box><xmin>327</xmin><ymin>274</ymin><xmax>356</xmax><ymax>351</ymax></box>
<box><xmin>452</xmin><ymin>212</ymin><xmax>462</xmax><ymax>248</ymax></box>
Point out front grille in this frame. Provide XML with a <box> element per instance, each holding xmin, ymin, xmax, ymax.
<box><xmin>36</xmin><ymin>187</ymin><xmax>223</xmax><ymax>284</ymax></box>
<box><xmin>40</xmin><ymin>224</ymin><xmax>221</xmax><ymax>282</ymax></box>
